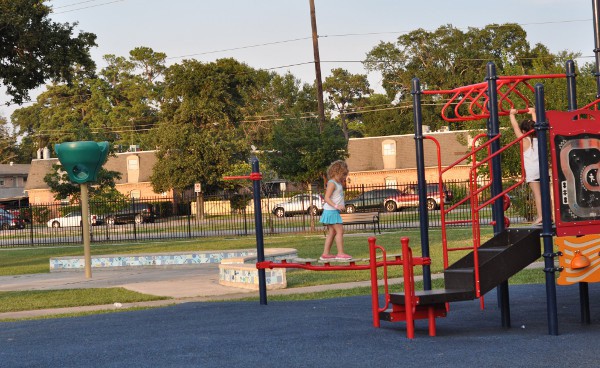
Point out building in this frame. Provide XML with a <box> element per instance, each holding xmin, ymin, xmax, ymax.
<box><xmin>25</xmin><ymin>150</ymin><xmax>172</xmax><ymax>204</ymax></box>
<box><xmin>346</xmin><ymin>129</ymin><xmax>474</xmax><ymax>187</ymax></box>
<box><xmin>0</xmin><ymin>162</ymin><xmax>30</xmax><ymax>206</ymax></box>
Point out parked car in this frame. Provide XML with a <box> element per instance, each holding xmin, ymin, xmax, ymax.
<box><xmin>272</xmin><ymin>194</ymin><xmax>324</xmax><ymax>217</ymax></box>
<box><xmin>383</xmin><ymin>183</ymin><xmax>454</xmax><ymax>212</ymax></box>
<box><xmin>101</xmin><ymin>202</ymin><xmax>156</xmax><ymax>225</ymax></box>
<box><xmin>47</xmin><ymin>212</ymin><xmax>98</xmax><ymax>228</ymax></box>
<box><xmin>344</xmin><ymin>188</ymin><xmax>402</xmax><ymax>213</ymax></box>
<box><xmin>0</xmin><ymin>214</ymin><xmax>25</xmax><ymax>230</ymax></box>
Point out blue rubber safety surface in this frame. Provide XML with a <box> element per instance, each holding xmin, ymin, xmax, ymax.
<box><xmin>1</xmin><ymin>283</ymin><xmax>599</xmax><ymax>368</ymax></box>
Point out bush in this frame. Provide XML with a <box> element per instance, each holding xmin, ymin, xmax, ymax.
<box><xmin>30</xmin><ymin>207</ymin><xmax>51</xmax><ymax>224</ymax></box>
<box><xmin>230</xmin><ymin>194</ymin><xmax>251</xmax><ymax>213</ymax></box>
<box><xmin>153</xmin><ymin>201</ymin><xmax>172</xmax><ymax>218</ymax></box>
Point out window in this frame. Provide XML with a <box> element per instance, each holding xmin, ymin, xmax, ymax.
<box><xmin>130</xmin><ymin>190</ymin><xmax>141</xmax><ymax>199</ymax></box>
<box><xmin>382</xmin><ymin>139</ymin><xmax>397</xmax><ymax>170</ymax></box>
<box><xmin>383</xmin><ymin>142</ymin><xmax>396</xmax><ymax>156</ymax></box>
<box><xmin>127</xmin><ymin>159</ymin><xmax>139</xmax><ymax>170</ymax></box>
<box><xmin>385</xmin><ymin>177</ymin><xmax>397</xmax><ymax>188</ymax></box>
<box><xmin>0</xmin><ymin>180</ymin><xmax>4</xmax><ymax>186</ymax></box>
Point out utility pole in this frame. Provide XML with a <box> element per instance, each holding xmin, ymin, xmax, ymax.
<box><xmin>309</xmin><ymin>0</ymin><xmax>326</xmax><ymax>132</ymax></box>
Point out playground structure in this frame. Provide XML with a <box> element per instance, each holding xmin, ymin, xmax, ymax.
<box><xmin>239</xmin><ymin>2</ymin><xmax>600</xmax><ymax>339</ymax></box>
<box><xmin>247</xmin><ymin>63</ymin><xmax>600</xmax><ymax>338</ymax></box>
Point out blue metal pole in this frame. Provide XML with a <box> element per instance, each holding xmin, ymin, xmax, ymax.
<box><xmin>251</xmin><ymin>157</ymin><xmax>267</xmax><ymax>305</ymax></box>
<box><xmin>486</xmin><ymin>62</ymin><xmax>510</xmax><ymax>328</ymax></box>
<box><xmin>534</xmin><ymin>84</ymin><xmax>559</xmax><ymax>335</ymax></box>
<box><xmin>565</xmin><ymin>59</ymin><xmax>591</xmax><ymax>324</ymax></box>
<box><xmin>566</xmin><ymin>60</ymin><xmax>577</xmax><ymax>111</ymax></box>
<box><xmin>411</xmin><ymin>78</ymin><xmax>431</xmax><ymax>290</ymax></box>
<box><xmin>592</xmin><ymin>0</ymin><xmax>600</xmax><ymax>103</ymax></box>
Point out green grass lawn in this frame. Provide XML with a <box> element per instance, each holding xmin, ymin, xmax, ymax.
<box><xmin>0</xmin><ymin>227</ymin><xmax>552</xmax><ymax>316</ymax></box>
<box><xmin>0</xmin><ymin>288</ymin><xmax>169</xmax><ymax>313</ymax></box>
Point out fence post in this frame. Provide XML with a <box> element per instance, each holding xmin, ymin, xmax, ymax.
<box><xmin>187</xmin><ymin>199</ymin><xmax>192</xmax><ymax>238</ymax></box>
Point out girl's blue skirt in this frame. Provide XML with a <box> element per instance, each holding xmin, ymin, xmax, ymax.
<box><xmin>320</xmin><ymin>210</ymin><xmax>342</xmax><ymax>225</ymax></box>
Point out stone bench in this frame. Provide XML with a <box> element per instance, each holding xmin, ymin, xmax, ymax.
<box><xmin>218</xmin><ymin>248</ymin><xmax>297</xmax><ymax>291</ymax></box>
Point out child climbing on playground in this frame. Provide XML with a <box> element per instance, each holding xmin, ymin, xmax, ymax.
<box><xmin>319</xmin><ymin>160</ymin><xmax>352</xmax><ymax>261</ymax></box>
<box><xmin>509</xmin><ymin>107</ymin><xmax>543</xmax><ymax>225</ymax></box>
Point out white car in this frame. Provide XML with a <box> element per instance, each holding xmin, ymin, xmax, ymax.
<box><xmin>272</xmin><ymin>194</ymin><xmax>325</xmax><ymax>217</ymax></box>
<box><xmin>47</xmin><ymin>211</ymin><xmax>97</xmax><ymax>228</ymax></box>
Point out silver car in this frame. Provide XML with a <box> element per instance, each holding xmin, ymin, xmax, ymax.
<box><xmin>272</xmin><ymin>194</ymin><xmax>324</xmax><ymax>217</ymax></box>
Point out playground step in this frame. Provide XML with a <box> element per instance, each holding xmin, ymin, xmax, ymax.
<box><xmin>379</xmin><ymin>302</ymin><xmax>447</xmax><ymax>323</ymax></box>
<box><xmin>388</xmin><ymin>288</ymin><xmax>475</xmax><ymax>306</ymax></box>
<box><xmin>443</xmin><ymin>269</ymin><xmax>476</xmax><ymax>291</ymax></box>
<box><xmin>386</xmin><ymin>228</ymin><xmax>542</xmax><ymax>308</ymax></box>
<box><xmin>445</xmin><ymin>227</ymin><xmax>542</xmax><ymax>295</ymax></box>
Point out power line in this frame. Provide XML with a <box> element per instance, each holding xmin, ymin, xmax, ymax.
<box><xmin>53</xmin><ymin>0</ymin><xmax>125</xmax><ymax>14</ymax></box>
<box><xmin>51</xmin><ymin>0</ymin><xmax>106</xmax><ymax>10</ymax></box>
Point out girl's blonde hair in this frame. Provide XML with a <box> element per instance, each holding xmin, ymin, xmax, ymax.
<box><xmin>327</xmin><ymin>160</ymin><xmax>349</xmax><ymax>179</ymax></box>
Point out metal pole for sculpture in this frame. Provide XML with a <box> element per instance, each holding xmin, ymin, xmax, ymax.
<box><xmin>251</xmin><ymin>158</ymin><xmax>267</xmax><ymax>305</ymax></box>
<box><xmin>54</xmin><ymin>141</ymin><xmax>109</xmax><ymax>279</ymax></box>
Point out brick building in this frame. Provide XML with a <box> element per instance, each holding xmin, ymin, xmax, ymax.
<box><xmin>346</xmin><ymin>129</ymin><xmax>473</xmax><ymax>187</ymax></box>
<box><xmin>25</xmin><ymin>150</ymin><xmax>172</xmax><ymax>204</ymax></box>
<box><xmin>0</xmin><ymin>163</ymin><xmax>30</xmax><ymax>206</ymax></box>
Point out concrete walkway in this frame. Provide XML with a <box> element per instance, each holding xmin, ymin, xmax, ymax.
<box><xmin>0</xmin><ymin>261</ymin><xmax>546</xmax><ymax>320</ymax></box>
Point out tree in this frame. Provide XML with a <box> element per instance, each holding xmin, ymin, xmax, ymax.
<box><xmin>264</xmin><ymin>119</ymin><xmax>347</xmax><ymax>185</ymax></box>
<box><xmin>0</xmin><ymin>116</ymin><xmax>18</xmax><ymax>163</ymax></box>
<box><xmin>0</xmin><ymin>0</ymin><xmax>97</xmax><ymax>104</ymax></box>
<box><xmin>43</xmin><ymin>164</ymin><xmax>124</xmax><ymax>205</ymax></box>
<box><xmin>323</xmin><ymin>68</ymin><xmax>372</xmax><ymax>140</ymax></box>
<box><xmin>11</xmin><ymin>47</ymin><xmax>166</xmax><ymax>158</ymax></box>
<box><xmin>240</xmin><ymin>72</ymin><xmax>317</xmax><ymax>149</ymax></box>
<box><xmin>364</xmin><ymin>24</ymin><xmax>536</xmax><ymax>131</ymax></box>
<box><xmin>151</xmin><ymin>58</ymin><xmax>260</xmax><ymax>193</ymax></box>
<box><xmin>354</xmin><ymin>94</ymin><xmax>413</xmax><ymax>137</ymax></box>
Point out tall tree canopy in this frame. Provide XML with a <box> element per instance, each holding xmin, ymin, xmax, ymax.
<box><xmin>150</xmin><ymin>58</ymin><xmax>261</xmax><ymax>192</ymax></box>
<box><xmin>0</xmin><ymin>0</ymin><xmax>97</xmax><ymax>104</ymax></box>
<box><xmin>264</xmin><ymin>119</ymin><xmax>347</xmax><ymax>185</ymax></box>
<box><xmin>11</xmin><ymin>47</ymin><xmax>166</xmax><ymax>155</ymax></box>
<box><xmin>0</xmin><ymin>116</ymin><xmax>18</xmax><ymax>163</ymax></box>
<box><xmin>323</xmin><ymin>68</ymin><xmax>372</xmax><ymax>140</ymax></box>
<box><xmin>364</xmin><ymin>23</ymin><xmax>588</xmax><ymax>133</ymax></box>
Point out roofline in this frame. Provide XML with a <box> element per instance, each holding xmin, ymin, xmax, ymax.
<box><xmin>348</xmin><ymin>129</ymin><xmax>471</xmax><ymax>141</ymax></box>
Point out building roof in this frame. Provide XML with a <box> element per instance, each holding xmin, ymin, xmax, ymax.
<box><xmin>0</xmin><ymin>163</ymin><xmax>31</xmax><ymax>176</ymax></box>
<box><xmin>346</xmin><ymin>130</ymin><xmax>470</xmax><ymax>172</ymax></box>
<box><xmin>25</xmin><ymin>150</ymin><xmax>158</xmax><ymax>190</ymax></box>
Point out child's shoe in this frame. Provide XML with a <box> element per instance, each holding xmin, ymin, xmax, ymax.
<box><xmin>335</xmin><ymin>254</ymin><xmax>353</xmax><ymax>261</ymax></box>
<box><xmin>319</xmin><ymin>254</ymin><xmax>337</xmax><ymax>261</ymax></box>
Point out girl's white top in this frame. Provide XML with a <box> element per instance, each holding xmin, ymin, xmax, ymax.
<box><xmin>323</xmin><ymin>179</ymin><xmax>345</xmax><ymax>211</ymax></box>
<box><xmin>523</xmin><ymin>137</ymin><xmax>540</xmax><ymax>182</ymax></box>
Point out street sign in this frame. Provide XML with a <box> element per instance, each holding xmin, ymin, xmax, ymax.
<box><xmin>194</xmin><ymin>183</ymin><xmax>202</xmax><ymax>193</ymax></box>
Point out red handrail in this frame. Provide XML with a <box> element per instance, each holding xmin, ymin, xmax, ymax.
<box><xmin>429</xmin><ymin>129</ymin><xmax>531</xmax><ymax>298</ymax></box>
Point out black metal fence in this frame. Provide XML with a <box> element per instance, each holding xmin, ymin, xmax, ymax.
<box><xmin>0</xmin><ymin>179</ymin><xmax>536</xmax><ymax>248</ymax></box>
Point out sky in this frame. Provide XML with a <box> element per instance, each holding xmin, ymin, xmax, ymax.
<box><xmin>0</xmin><ymin>0</ymin><xmax>596</xmax><ymax>121</ymax></box>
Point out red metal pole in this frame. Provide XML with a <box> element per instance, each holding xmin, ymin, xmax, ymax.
<box><xmin>401</xmin><ymin>237</ymin><xmax>415</xmax><ymax>339</ymax></box>
<box><xmin>369</xmin><ymin>237</ymin><xmax>381</xmax><ymax>328</ymax></box>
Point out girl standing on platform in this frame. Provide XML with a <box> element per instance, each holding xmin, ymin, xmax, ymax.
<box><xmin>319</xmin><ymin>160</ymin><xmax>352</xmax><ymax>261</ymax></box>
<box><xmin>509</xmin><ymin>107</ymin><xmax>543</xmax><ymax>225</ymax></box>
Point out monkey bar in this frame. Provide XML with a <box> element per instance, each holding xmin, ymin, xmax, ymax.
<box><xmin>422</xmin><ymin>74</ymin><xmax>566</xmax><ymax>122</ymax></box>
